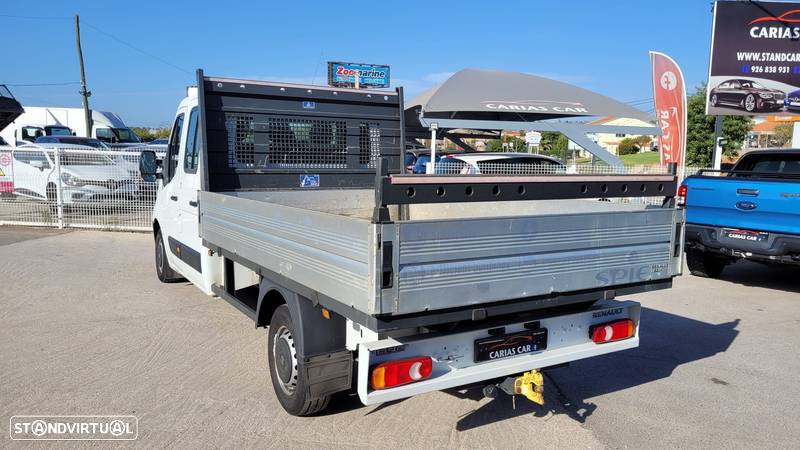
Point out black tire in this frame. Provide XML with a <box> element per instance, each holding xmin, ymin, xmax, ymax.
<box><xmin>155</xmin><ymin>230</ymin><xmax>182</xmax><ymax>283</ymax></box>
<box><xmin>686</xmin><ymin>250</ymin><xmax>728</xmax><ymax>278</ymax></box>
<box><xmin>267</xmin><ymin>304</ymin><xmax>330</xmax><ymax>416</ymax></box>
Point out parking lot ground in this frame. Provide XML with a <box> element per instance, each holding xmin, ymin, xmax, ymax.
<box><xmin>0</xmin><ymin>228</ymin><xmax>798</xmax><ymax>448</ymax></box>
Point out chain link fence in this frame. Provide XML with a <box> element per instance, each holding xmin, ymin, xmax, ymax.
<box><xmin>0</xmin><ymin>145</ymin><xmax>162</xmax><ymax>231</ymax></box>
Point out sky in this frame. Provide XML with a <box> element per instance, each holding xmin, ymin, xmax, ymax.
<box><xmin>2</xmin><ymin>0</ymin><xmax>717</xmax><ymax>127</ymax></box>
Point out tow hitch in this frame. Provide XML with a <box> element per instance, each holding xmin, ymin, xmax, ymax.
<box><xmin>483</xmin><ymin>369</ymin><xmax>545</xmax><ymax>407</ymax></box>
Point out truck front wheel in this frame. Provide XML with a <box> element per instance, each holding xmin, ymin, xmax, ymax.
<box><xmin>267</xmin><ymin>304</ymin><xmax>330</xmax><ymax>416</ymax></box>
<box><xmin>686</xmin><ymin>250</ymin><xmax>728</xmax><ymax>278</ymax></box>
<box><xmin>155</xmin><ymin>230</ymin><xmax>181</xmax><ymax>283</ymax></box>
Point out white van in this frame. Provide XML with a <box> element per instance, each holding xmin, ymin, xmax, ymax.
<box><xmin>0</xmin><ymin>107</ymin><xmax>141</xmax><ymax>146</ymax></box>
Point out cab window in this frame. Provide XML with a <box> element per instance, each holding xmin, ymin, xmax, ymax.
<box><xmin>183</xmin><ymin>108</ymin><xmax>199</xmax><ymax>173</ymax></box>
<box><xmin>164</xmin><ymin>113</ymin><xmax>185</xmax><ymax>184</ymax></box>
<box><xmin>96</xmin><ymin>128</ymin><xmax>114</xmax><ymax>142</ymax></box>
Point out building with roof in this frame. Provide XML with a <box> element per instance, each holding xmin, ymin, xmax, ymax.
<box><xmin>587</xmin><ymin>117</ymin><xmax>657</xmax><ymax>155</ymax></box>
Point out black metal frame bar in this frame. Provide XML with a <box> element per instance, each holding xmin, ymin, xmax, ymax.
<box><xmin>372</xmin><ymin>159</ymin><xmax>678</xmax><ymax>216</ymax></box>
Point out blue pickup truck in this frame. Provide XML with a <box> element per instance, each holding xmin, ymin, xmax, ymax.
<box><xmin>681</xmin><ymin>149</ymin><xmax>800</xmax><ymax>278</ymax></box>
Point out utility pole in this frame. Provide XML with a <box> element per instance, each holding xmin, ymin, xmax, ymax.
<box><xmin>75</xmin><ymin>15</ymin><xmax>92</xmax><ymax>138</ymax></box>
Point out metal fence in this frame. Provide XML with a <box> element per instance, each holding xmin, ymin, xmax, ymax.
<box><xmin>0</xmin><ymin>145</ymin><xmax>708</xmax><ymax>232</ymax></box>
<box><xmin>0</xmin><ymin>145</ymin><xmax>160</xmax><ymax>231</ymax></box>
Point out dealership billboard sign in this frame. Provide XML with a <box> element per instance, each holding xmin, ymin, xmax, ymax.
<box><xmin>707</xmin><ymin>1</ymin><xmax>800</xmax><ymax>116</ymax></box>
<box><xmin>327</xmin><ymin>62</ymin><xmax>390</xmax><ymax>89</ymax></box>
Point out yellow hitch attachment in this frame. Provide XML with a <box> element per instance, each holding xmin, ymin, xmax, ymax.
<box><xmin>513</xmin><ymin>370</ymin><xmax>544</xmax><ymax>405</ymax></box>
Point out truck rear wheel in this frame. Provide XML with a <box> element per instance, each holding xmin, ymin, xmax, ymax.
<box><xmin>267</xmin><ymin>304</ymin><xmax>330</xmax><ymax>416</ymax></box>
<box><xmin>686</xmin><ymin>250</ymin><xmax>727</xmax><ymax>278</ymax></box>
<box><xmin>155</xmin><ymin>230</ymin><xmax>182</xmax><ymax>283</ymax></box>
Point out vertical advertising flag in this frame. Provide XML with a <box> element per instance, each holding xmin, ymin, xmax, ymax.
<box><xmin>650</xmin><ymin>52</ymin><xmax>687</xmax><ymax>167</ymax></box>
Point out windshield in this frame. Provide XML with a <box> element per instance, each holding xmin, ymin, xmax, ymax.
<box><xmin>111</xmin><ymin>128</ymin><xmax>141</xmax><ymax>143</ymax></box>
<box><xmin>47</xmin><ymin>127</ymin><xmax>72</xmax><ymax>136</ymax></box>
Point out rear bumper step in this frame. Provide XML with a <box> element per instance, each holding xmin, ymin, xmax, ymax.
<box><xmin>685</xmin><ymin>224</ymin><xmax>800</xmax><ymax>262</ymax></box>
<box><xmin>356</xmin><ymin>301</ymin><xmax>641</xmax><ymax>405</ymax></box>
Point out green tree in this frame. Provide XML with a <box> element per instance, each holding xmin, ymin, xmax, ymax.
<box><xmin>772</xmin><ymin>123</ymin><xmax>793</xmax><ymax>147</ymax></box>
<box><xmin>686</xmin><ymin>84</ymin><xmax>752</xmax><ymax>166</ymax></box>
<box><xmin>617</xmin><ymin>138</ymin><xmax>640</xmax><ymax>155</ymax></box>
<box><xmin>539</xmin><ymin>131</ymin><xmax>568</xmax><ymax>157</ymax></box>
<box><xmin>632</xmin><ymin>135</ymin><xmax>652</xmax><ymax>149</ymax></box>
<box><xmin>486</xmin><ymin>135</ymin><xmax>526</xmax><ymax>152</ymax></box>
<box><xmin>131</xmin><ymin>126</ymin><xmax>171</xmax><ymax>142</ymax></box>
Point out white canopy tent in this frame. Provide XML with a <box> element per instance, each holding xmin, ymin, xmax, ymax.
<box><xmin>404</xmin><ymin>69</ymin><xmax>661</xmax><ymax>167</ymax></box>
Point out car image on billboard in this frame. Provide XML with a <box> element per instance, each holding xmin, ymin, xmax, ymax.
<box><xmin>709</xmin><ymin>79</ymin><xmax>785</xmax><ymax>112</ymax></box>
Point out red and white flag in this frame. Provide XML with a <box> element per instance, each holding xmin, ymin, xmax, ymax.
<box><xmin>650</xmin><ymin>51</ymin><xmax>687</xmax><ymax>167</ymax></box>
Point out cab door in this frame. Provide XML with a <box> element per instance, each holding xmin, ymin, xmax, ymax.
<box><xmin>175</xmin><ymin>106</ymin><xmax>205</xmax><ymax>287</ymax></box>
<box><xmin>154</xmin><ymin>110</ymin><xmax>185</xmax><ymax>276</ymax></box>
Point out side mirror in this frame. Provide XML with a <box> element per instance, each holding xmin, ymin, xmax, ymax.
<box><xmin>30</xmin><ymin>160</ymin><xmax>44</xmax><ymax>170</ymax></box>
<box><xmin>139</xmin><ymin>150</ymin><xmax>161</xmax><ymax>182</ymax></box>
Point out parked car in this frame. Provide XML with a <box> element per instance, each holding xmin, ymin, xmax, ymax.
<box><xmin>35</xmin><ymin>135</ymin><xmax>140</xmax><ymax>178</ymax></box>
<box><xmin>709</xmin><ymin>79</ymin><xmax>785</xmax><ymax>113</ymax></box>
<box><xmin>439</xmin><ymin>152</ymin><xmax>567</xmax><ymax>175</ymax></box>
<box><xmin>784</xmin><ymin>88</ymin><xmax>800</xmax><ymax>111</ymax></box>
<box><xmin>681</xmin><ymin>149</ymin><xmax>800</xmax><ymax>277</ymax></box>
<box><xmin>147</xmin><ymin>139</ymin><xmax>168</xmax><ymax>146</ymax></box>
<box><xmin>11</xmin><ymin>145</ymin><xmax>138</xmax><ymax>204</ymax></box>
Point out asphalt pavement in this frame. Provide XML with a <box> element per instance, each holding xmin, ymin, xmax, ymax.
<box><xmin>0</xmin><ymin>228</ymin><xmax>797</xmax><ymax>448</ymax></box>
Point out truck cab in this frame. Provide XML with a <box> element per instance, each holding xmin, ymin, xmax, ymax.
<box><xmin>149</xmin><ymin>88</ymin><xmax>215</xmax><ymax>292</ymax></box>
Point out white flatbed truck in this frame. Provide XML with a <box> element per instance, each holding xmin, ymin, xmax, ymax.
<box><xmin>139</xmin><ymin>71</ymin><xmax>684</xmax><ymax>416</ymax></box>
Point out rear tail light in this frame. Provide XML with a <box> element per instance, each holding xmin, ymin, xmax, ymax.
<box><xmin>590</xmin><ymin>319</ymin><xmax>635</xmax><ymax>344</ymax></box>
<box><xmin>676</xmin><ymin>184</ymin><xmax>688</xmax><ymax>207</ymax></box>
<box><xmin>370</xmin><ymin>356</ymin><xmax>433</xmax><ymax>390</ymax></box>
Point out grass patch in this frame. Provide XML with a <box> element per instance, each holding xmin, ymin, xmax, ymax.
<box><xmin>619</xmin><ymin>151</ymin><xmax>660</xmax><ymax>165</ymax></box>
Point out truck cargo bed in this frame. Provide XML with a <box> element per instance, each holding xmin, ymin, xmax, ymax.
<box><xmin>200</xmin><ymin>189</ymin><xmax>681</xmax><ymax>318</ymax></box>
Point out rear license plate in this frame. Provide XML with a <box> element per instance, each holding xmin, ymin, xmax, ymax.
<box><xmin>474</xmin><ymin>328</ymin><xmax>548</xmax><ymax>362</ymax></box>
<box><xmin>723</xmin><ymin>228</ymin><xmax>768</xmax><ymax>242</ymax></box>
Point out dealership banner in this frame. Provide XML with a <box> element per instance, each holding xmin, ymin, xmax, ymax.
<box><xmin>650</xmin><ymin>52</ymin><xmax>687</xmax><ymax>167</ymax></box>
<box><xmin>707</xmin><ymin>0</ymin><xmax>800</xmax><ymax>116</ymax></box>
<box><xmin>327</xmin><ymin>62</ymin><xmax>390</xmax><ymax>88</ymax></box>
